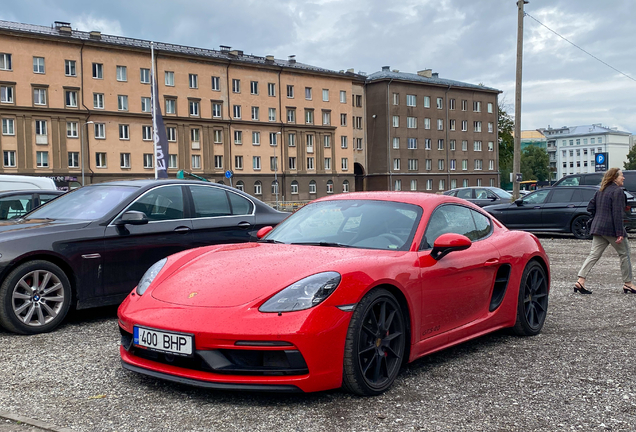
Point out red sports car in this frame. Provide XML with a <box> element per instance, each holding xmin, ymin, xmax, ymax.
<box><xmin>118</xmin><ymin>192</ymin><xmax>550</xmax><ymax>395</ymax></box>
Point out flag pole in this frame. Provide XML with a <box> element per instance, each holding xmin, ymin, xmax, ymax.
<box><xmin>151</xmin><ymin>41</ymin><xmax>158</xmax><ymax>180</ymax></box>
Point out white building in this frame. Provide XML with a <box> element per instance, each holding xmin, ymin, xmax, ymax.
<box><xmin>540</xmin><ymin>124</ymin><xmax>631</xmax><ymax>179</ymax></box>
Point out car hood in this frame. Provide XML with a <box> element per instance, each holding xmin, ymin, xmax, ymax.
<box><xmin>151</xmin><ymin>243</ymin><xmax>386</xmax><ymax>308</ymax></box>
<box><xmin>0</xmin><ymin>218</ymin><xmax>93</xmax><ymax>240</ymax></box>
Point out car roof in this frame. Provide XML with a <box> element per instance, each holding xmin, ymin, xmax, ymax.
<box><xmin>312</xmin><ymin>191</ymin><xmax>475</xmax><ymax>209</ymax></box>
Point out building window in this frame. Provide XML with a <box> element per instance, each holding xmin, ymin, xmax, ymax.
<box><xmin>236</xmin><ymin>181</ymin><xmax>245</xmax><ymax>192</ymax></box>
<box><xmin>253</xmin><ymin>156</ymin><xmax>261</xmax><ymax>170</ymax></box>
<box><xmin>189</xmin><ymin>100</ymin><xmax>200</xmax><ymax>116</ymax></box>
<box><xmin>449</xmin><ymin>99</ymin><xmax>455</xmax><ymax>110</ymax></box>
<box><xmin>65</xmin><ymin>90</ymin><xmax>78</xmax><ymax>107</ymax></box>
<box><xmin>393</xmin><ymin>158</ymin><xmax>401</xmax><ymax>171</ymax></box>
<box><xmin>214</xmin><ymin>155</ymin><xmax>223</xmax><ymax>169</ymax></box>
<box><xmin>270</xmin><ymin>156</ymin><xmax>278</xmax><ymax>172</ymax></box>
<box><xmin>425</xmin><ymin>139</ymin><xmax>431</xmax><ymax>150</ymax></box>
<box><xmin>233</xmin><ymin>105</ymin><xmax>241</xmax><ymax>119</ymax></box>
<box><xmin>1</xmin><ymin>85</ymin><xmax>14</xmax><ymax>103</ymax></box>
<box><xmin>407</xmin><ymin>117</ymin><xmax>417</xmax><ymax>129</ymax></box>
<box><xmin>167</xmin><ymin>127</ymin><xmax>177</xmax><ymax>142</ymax></box>
<box><xmin>252</xmin><ymin>131</ymin><xmax>260</xmax><ymax>145</ymax></box>
<box><xmin>120</xmin><ymin>153</ymin><xmax>131</xmax><ymax>169</ymax></box>
<box><xmin>141</xmin><ymin>97</ymin><xmax>151</xmax><ymax>112</ymax></box>
<box><xmin>327</xmin><ymin>180</ymin><xmax>334</xmax><ymax>193</ymax></box>
<box><xmin>450</xmin><ymin>159</ymin><xmax>456</xmax><ymax>170</ymax></box>
<box><xmin>234</xmin><ymin>130</ymin><xmax>242</xmax><ymax>144</ymax></box>
<box><xmin>408</xmin><ymin>159</ymin><xmax>418</xmax><ymax>171</ymax></box>
<box><xmin>450</xmin><ymin>140</ymin><xmax>456</xmax><ymax>151</ymax></box>
<box><xmin>324</xmin><ymin>157</ymin><xmax>331</xmax><ymax>170</ymax></box>
<box><xmin>305</xmin><ymin>87</ymin><xmax>312</xmax><ymax>100</ymax></box>
<box><xmin>461</xmin><ymin>120</ymin><xmax>468</xmax><ymax>132</ymax></box>
<box><xmin>33</xmin><ymin>56</ymin><xmax>45</xmax><ymax>74</ymax></box>
<box><xmin>438</xmin><ymin>179</ymin><xmax>445</xmax><ymax>191</ymax></box>
<box><xmin>289</xmin><ymin>157</ymin><xmax>297</xmax><ymax>170</ymax></box>
<box><xmin>288</xmin><ymin>133</ymin><xmax>296</xmax><ymax>147</ymax></box>
<box><xmin>95</xmin><ymin>152</ymin><xmax>106</xmax><ymax>168</ymax></box>
<box><xmin>119</xmin><ymin>124</ymin><xmax>129</xmax><ymax>140</ymax></box>
<box><xmin>437</xmin><ymin>119</ymin><xmax>444</xmax><ymax>130</ymax></box>
<box><xmin>342</xmin><ymin>180</ymin><xmax>350</xmax><ymax>193</ymax></box>
<box><xmin>271</xmin><ymin>181</ymin><xmax>279</xmax><ymax>195</ymax></box>
<box><xmin>393</xmin><ymin>137</ymin><xmax>399</xmax><ymax>149</ymax></box>
<box><xmin>250</xmin><ymin>81</ymin><xmax>258</xmax><ymax>95</ymax></box>
<box><xmin>489</xmin><ymin>160</ymin><xmax>495</xmax><ymax>170</ymax></box>
<box><xmin>35</xmin><ymin>120</ymin><xmax>48</xmax><ymax>144</ymax></box>
<box><xmin>322</xmin><ymin>89</ymin><xmax>329</xmax><ymax>101</ymax></box>
<box><xmin>287</xmin><ymin>109</ymin><xmax>296</xmax><ymax>123</ymax></box>
<box><xmin>436</xmin><ymin>97</ymin><xmax>443</xmax><ymax>109</ymax></box>
<box><xmin>426</xmin><ymin>179</ymin><xmax>433</xmax><ymax>191</ymax></box>
<box><xmin>235</xmin><ymin>155</ymin><xmax>243</xmax><ymax>170</ymax></box>
<box><xmin>488</xmin><ymin>122</ymin><xmax>494</xmax><ymax>133</ymax></box>
<box><xmin>169</xmin><ymin>154</ymin><xmax>177</xmax><ymax>169</ymax></box>
<box><xmin>392</xmin><ymin>116</ymin><xmax>399</xmax><ymax>127</ymax></box>
<box><xmin>437</xmin><ymin>159</ymin><xmax>444</xmax><ymax>170</ymax></box>
<box><xmin>476</xmin><ymin>179</ymin><xmax>482</xmax><ymax>186</ymax></box>
<box><xmin>232</xmin><ymin>79</ymin><xmax>240</xmax><ymax>93</ymax></box>
<box><xmin>251</xmin><ymin>106</ymin><xmax>259</xmax><ymax>121</ymax></box>
<box><xmin>191</xmin><ymin>155</ymin><xmax>201</xmax><ymax>169</ymax></box>
<box><xmin>143</xmin><ymin>125</ymin><xmax>153</xmax><ymax>141</ymax></box>
<box><xmin>474</xmin><ymin>121</ymin><xmax>482</xmax><ymax>132</ymax></box>
<box><xmin>424</xmin><ymin>118</ymin><xmax>431</xmax><ymax>130</ymax></box>
<box><xmin>393</xmin><ymin>93</ymin><xmax>399</xmax><ymax>105</ymax></box>
<box><xmin>93</xmin><ymin>123</ymin><xmax>105</xmax><ymax>139</ymax></box>
<box><xmin>254</xmin><ymin>181</ymin><xmax>262</xmax><ymax>195</ymax></box>
<box><xmin>474</xmin><ymin>141</ymin><xmax>482</xmax><ymax>151</ymax></box>
<box><xmin>473</xmin><ymin>101</ymin><xmax>481</xmax><ymax>112</ymax></box>
<box><xmin>92</xmin><ymin>63</ymin><xmax>103</xmax><ymax>79</ymax></box>
<box><xmin>165</xmin><ymin>99</ymin><xmax>176</xmax><ymax>114</ymax></box>
<box><xmin>34</xmin><ymin>88</ymin><xmax>47</xmax><ymax>106</ymax></box>
<box><xmin>341</xmin><ymin>136</ymin><xmax>348</xmax><ymax>149</ymax></box>
<box><xmin>342</xmin><ymin>158</ymin><xmax>348</xmax><ymax>170</ymax></box>
<box><xmin>306</xmin><ymin>134</ymin><xmax>314</xmax><ymax>153</ymax></box>
<box><xmin>270</xmin><ymin>132</ymin><xmax>278</xmax><ymax>146</ymax></box>
<box><xmin>474</xmin><ymin>159</ymin><xmax>483</xmax><ymax>170</ymax></box>
<box><xmin>406</xmin><ymin>94</ymin><xmax>416</xmax><ymax>107</ymax></box>
<box><xmin>463</xmin><ymin>179</ymin><xmax>469</xmax><ymax>187</ymax></box>
<box><xmin>355</xmin><ymin>95</ymin><xmax>363</xmax><ymax>107</ymax></box>
<box><xmin>3</xmin><ymin>150</ymin><xmax>16</xmax><ymax>167</ymax></box>
<box><xmin>65</xmin><ymin>121</ymin><xmax>78</xmax><ymax>138</ymax></box>
<box><xmin>307</xmin><ymin>157</ymin><xmax>315</xmax><ymax>170</ymax></box>
<box><xmin>410</xmin><ymin>179</ymin><xmax>417</xmax><ymax>191</ymax></box>
<box><xmin>451</xmin><ymin>179</ymin><xmax>457</xmax><ymax>189</ymax></box>
<box><xmin>118</xmin><ymin>95</ymin><xmax>128</xmax><ymax>111</ymax></box>
<box><xmin>462</xmin><ymin>140</ymin><xmax>468</xmax><ymax>151</ymax></box>
<box><xmin>305</xmin><ymin>110</ymin><xmax>314</xmax><ymax>124</ymax></box>
<box><xmin>62</xmin><ymin>59</ymin><xmax>76</xmax><ymax>77</ymax></box>
<box><xmin>322</xmin><ymin>111</ymin><xmax>331</xmax><ymax>125</ymax></box>
<box><xmin>268</xmin><ymin>83</ymin><xmax>276</xmax><ymax>96</ymax></box>
<box><xmin>408</xmin><ymin>138</ymin><xmax>417</xmax><ymax>149</ymax></box>
<box><xmin>36</xmin><ymin>151</ymin><xmax>49</xmax><ymax>168</ymax></box>
<box><xmin>212</xmin><ymin>76</ymin><xmax>220</xmax><ymax>91</ymax></box>
<box><xmin>340</xmin><ymin>113</ymin><xmax>347</xmax><ymax>126</ymax></box>
<box><xmin>67</xmin><ymin>151</ymin><xmax>79</xmax><ymax>168</ymax></box>
<box><xmin>165</xmin><ymin>71</ymin><xmax>174</xmax><ymax>86</ymax></box>
<box><xmin>340</xmin><ymin>90</ymin><xmax>346</xmax><ymax>103</ymax></box>
<box><xmin>189</xmin><ymin>74</ymin><xmax>198</xmax><ymax>89</ymax></box>
<box><xmin>212</xmin><ymin>103</ymin><xmax>222</xmax><ymax>118</ymax></box>
<box><xmin>309</xmin><ymin>180</ymin><xmax>316</xmax><ymax>194</ymax></box>
<box><xmin>269</xmin><ymin>108</ymin><xmax>276</xmax><ymax>122</ymax></box>
<box><xmin>140</xmin><ymin>68</ymin><xmax>150</xmax><ymax>84</ymax></box>
<box><xmin>143</xmin><ymin>154</ymin><xmax>153</xmax><ymax>169</ymax></box>
<box><xmin>355</xmin><ymin>116</ymin><xmax>362</xmax><ymax>129</ymax></box>
<box><xmin>461</xmin><ymin>100</ymin><xmax>468</xmax><ymax>111</ymax></box>
<box><xmin>462</xmin><ymin>159</ymin><xmax>468</xmax><ymax>170</ymax></box>
<box><xmin>114</xmin><ymin>65</ymin><xmax>127</xmax><ymax>82</ymax></box>
<box><xmin>423</xmin><ymin>96</ymin><xmax>430</xmax><ymax>108</ymax></box>
<box><xmin>487</xmin><ymin>102</ymin><xmax>493</xmax><ymax>113</ymax></box>
<box><xmin>450</xmin><ymin>119</ymin><xmax>456</xmax><ymax>131</ymax></box>
<box><xmin>438</xmin><ymin>139</ymin><xmax>444</xmax><ymax>150</ymax></box>
<box><xmin>0</xmin><ymin>53</ymin><xmax>11</xmax><ymax>71</ymax></box>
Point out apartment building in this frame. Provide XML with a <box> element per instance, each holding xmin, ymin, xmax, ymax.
<box><xmin>0</xmin><ymin>20</ymin><xmax>364</xmax><ymax>202</ymax></box>
<box><xmin>364</xmin><ymin>67</ymin><xmax>501</xmax><ymax>192</ymax></box>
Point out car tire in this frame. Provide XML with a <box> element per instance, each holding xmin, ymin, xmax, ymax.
<box><xmin>512</xmin><ymin>260</ymin><xmax>549</xmax><ymax>336</ymax></box>
<box><xmin>342</xmin><ymin>288</ymin><xmax>406</xmax><ymax>396</ymax></box>
<box><xmin>0</xmin><ymin>260</ymin><xmax>72</xmax><ymax>335</ymax></box>
<box><xmin>571</xmin><ymin>215</ymin><xmax>592</xmax><ymax>240</ymax></box>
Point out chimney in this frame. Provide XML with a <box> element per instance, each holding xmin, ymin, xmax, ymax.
<box><xmin>54</xmin><ymin>21</ymin><xmax>72</xmax><ymax>34</ymax></box>
<box><xmin>228</xmin><ymin>50</ymin><xmax>243</xmax><ymax>57</ymax></box>
<box><xmin>220</xmin><ymin>45</ymin><xmax>231</xmax><ymax>52</ymax></box>
<box><xmin>288</xmin><ymin>55</ymin><xmax>296</xmax><ymax>64</ymax></box>
<box><xmin>392</xmin><ymin>69</ymin><xmax>399</xmax><ymax>73</ymax></box>
<box><xmin>382</xmin><ymin>66</ymin><xmax>390</xmax><ymax>72</ymax></box>
<box><xmin>432</xmin><ymin>72</ymin><xmax>439</xmax><ymax>78</ymax></box>
<box><xmin>89</xmin><ymin>31</ymin><xmax>101</xmax><ymax>39</ymax></box>
<box><xmin>346</xmin><ymin>68</ymin><xmax>354</xmax><ymax>73</ymax></box>
<box><xmin>265</xmin><ymin>55</ymin><xmax>275</xmax><ymax>62</ymax></box>
<box><xmin>417</xmin><ymin>69</ymin><xmax>432</xmax><ymax>78</ymax></box>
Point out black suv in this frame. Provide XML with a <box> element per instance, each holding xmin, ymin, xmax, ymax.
<box><xmin>554</xmin><ymin>171</ymin><xmax>636</xmax><ymax>194</ymax></box>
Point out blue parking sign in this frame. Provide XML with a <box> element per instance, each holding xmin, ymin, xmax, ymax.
<box><xmin>595</xmin><ymin>152</ymin><xmax>608</xmax><ymax>172</ymax></box>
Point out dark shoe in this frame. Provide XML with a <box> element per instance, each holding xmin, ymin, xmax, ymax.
<box><xmin>574</xmin><ymin>282</ymin><xmax>593</xmax><ymax>294</ymax></box>
<box><xmin>623</xmin><ymin>285</ymin><xmax>636</xmax><ymax>294</ymax></box>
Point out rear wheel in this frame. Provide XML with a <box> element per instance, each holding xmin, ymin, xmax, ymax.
<box><xmin>571</xmin><ymin>215</ymin><xmax>591</xmax><ymax>240</ymax></box>
<box><xmin>512</xmin><ymin>261</ymin><xmax>549</xmax><ymax>336</ymax></box>
<box><xmin>0</xmin><ymin>260</ymin><xmax>71</xmax><ymax>334</ymax></box>
<box><xmin>342</xmin><ymin>288</ymin><xmax>406</xmax><ymax>396</ymax></box>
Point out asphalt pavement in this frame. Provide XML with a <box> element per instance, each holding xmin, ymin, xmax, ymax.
<box><xmin>1</xmin><ymin>235</ymin><xmax>635</xmax><ymax>431</ymax></box>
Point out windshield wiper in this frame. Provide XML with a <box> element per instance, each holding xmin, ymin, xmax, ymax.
<box><xmin>290</xmin><ymin>241</ymin><xmax>354</xmax><ymax>248</ymax></box>
<box><xmin>257</xmin><ymin>238</ymin><xmax>286</xmax><ymax>244</ymax></box>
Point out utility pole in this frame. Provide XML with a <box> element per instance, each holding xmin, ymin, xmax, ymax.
<box><xmin>513</xmin><ymin>0</ymin><xmax>528</xmax><ymax>200</ymax></box>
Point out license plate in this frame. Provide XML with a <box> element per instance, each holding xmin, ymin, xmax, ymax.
<box><xmin>133</xmin><ymin>326</ymin><xmax>193</xmax><ymax>356</ymax></box>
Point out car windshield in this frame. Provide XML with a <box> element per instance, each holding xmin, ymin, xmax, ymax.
<box><xmin>492</xmin><ymin>188</ymin><xmax>512</xmax><ymax>199</ymax></box>
<box><xmin>26</xmin><ymin>185</ymin><xmax>138</xmax><ymax>220</ymax></box>
<box><xmin>264</xmin><ymin>199</ymin><xmax>422</xmax><ymax>251</ymax></box>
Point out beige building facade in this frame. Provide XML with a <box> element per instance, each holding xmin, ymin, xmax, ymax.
<box><xmin>0</xmin><ymin>20</ymin><xmax>365</xmax><ymax>203</ymax></box>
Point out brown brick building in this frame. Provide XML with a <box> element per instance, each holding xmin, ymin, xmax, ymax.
<box><xmin>364</xmin><ymin>67</ymin><xmax>501</xmax><ymax>192</ymax></box>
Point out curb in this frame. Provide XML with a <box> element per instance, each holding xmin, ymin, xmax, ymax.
<box><xmin>0</xmin><ymin>412</ymin><xmax>74</xmax><ymax>432</ymax></box>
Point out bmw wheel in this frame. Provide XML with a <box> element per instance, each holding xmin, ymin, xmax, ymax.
<box><xmin>342</xmin><ymin>288</ymin><xmax>406</xmax><ymax>396</ymax></box>
<box><xmin>571</xmin><ymin>215</ymin><xmax>592</xmax><ymax>240</ymax></box>
<box><xmin>0</xmin><ymin>260</ymin><xmax>72</xmax><ymax>335</ymax></box>
<box><xmin>512</xmin><ymin>260</ymin><xmax>549</xmax><ymax>336</ymax></box>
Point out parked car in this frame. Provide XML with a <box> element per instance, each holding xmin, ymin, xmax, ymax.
<box><xmin>554</xmin><ymin>171</ymin><xmax>636</xmax><ymax>196</ymax></box>
<box><xmin>443</xmin><ymin>186</ymin><xmax>512</xmax><ymax>207</ymax></box>
<box><xmin>0</xmin><ymin>180</ymin><xmax>288</xmax><ymax>334</ymax></box>
<box><xmin>484</xmin><ymin>185</ymin><xmax>636</xmax><ymax>239</ymax></box>
<box><xmin>0</xmin><ymin>190</ymin><xmax>64</xmax><ymax>220</ymax></box>
<box><xmin>118</xmin><ymin>192</ymin><xmax>550</xmax><ymax>395</ymax></box>
<box><xmin>0</xmin><ymin>174</ymin><xmax>57</xmax><ymax>192</ymax></box>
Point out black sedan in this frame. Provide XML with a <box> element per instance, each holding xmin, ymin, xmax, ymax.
<box><xmin>0</xmin><ymin>189</ymin><xmax>64</xmax><ymax>220</ymax></box>
<box><xmin>484</xmin><ymin>186</ymin><xmax>636</xmax><ymax>239</ymax></box>
<box><xmin>443</xmin><ymin>187</ymin><xmax>512</xmax><ymax>207</ymax></box>
<box><xmin>0</xmin><ymin>180</ymin><xmax>288</xmax><ymax>334</ymax></box>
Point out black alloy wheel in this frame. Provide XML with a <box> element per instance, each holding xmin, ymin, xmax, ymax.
<box><xmin>343</xmin><ymin>288</ymin><xmax>406</xmax><ymax>396</ymax></box>
<box><xmin>571</xmin><ymin>215</ymin><xmax>592</xmax><ymax>240</ymax></box>
<box><xmin>513</xmin><ymin>261</ymin><xmax>549</xmax><ymax>336</ymax></box>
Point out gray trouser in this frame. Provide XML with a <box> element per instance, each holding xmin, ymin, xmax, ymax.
<box><xmin>578</xmin><ymin>235</ymin><xmax>633</xmax><ymax>283</ymax></box>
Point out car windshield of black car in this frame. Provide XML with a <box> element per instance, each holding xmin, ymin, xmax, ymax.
<box><xmin>26</xmin><ymin>185</ymin><xmax>138</xmax><ymax>220</ymax></box>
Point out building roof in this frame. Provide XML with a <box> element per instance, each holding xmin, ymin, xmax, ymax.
<box><xmin>542</xmin><ymin>124</ymin><xmax>630</xmax><ymax>138</ymax></box>
<box><xmin>0</xmin><ymin>19</ymin><xmax>365</xmax><ymax>80</ymax></box>
<box><xmin>520</xmin><ymin>130</ymin><xmax>546</xmax><ymax>140</ymax></box>
<box><xmin>366</xmin><ymin>69</ymin><xmax>501</xmax><ymax>93</ymax></box>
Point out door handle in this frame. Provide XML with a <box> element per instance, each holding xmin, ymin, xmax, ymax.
<box><xmin>484</xmin><ymin>258</ymin><xmax>499</xmax><ymax>266</ymax></box>
<box><xmin>567</xmin><ymin>204</ymin><xmax>575</xmax><ymax>208</ymax></box>
<box><xmin>237</xmin><ymin>221</ymin><xmax>252</xmax><ymax>228</ymax></box>
<box><xmin>533</xmin><ymin>206</ymin><xmax>541</xmax><ymax>209</ymax></box>
<box><xmin>174</xmin><ymin>226</ymin><xmax>191</xmax><ymax>233</ymax></box>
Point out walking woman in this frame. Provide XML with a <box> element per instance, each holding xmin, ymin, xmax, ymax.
<box><xmin>574</xmin><ymin>168</ymin><xmax>636</xmax><ymax>294</ymax></box>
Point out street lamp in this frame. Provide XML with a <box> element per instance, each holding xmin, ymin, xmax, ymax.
<box><xmin>80</xmin><ymin>121</ymin><xmax>94</xmax><ymax>186</ymax></box>
<box><xmin>275</xmin><ymin>131</ymin><xmax>281</xmax><ymax>210</ymax></box>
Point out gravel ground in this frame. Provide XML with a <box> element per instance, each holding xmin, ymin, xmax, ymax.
<box><xmin>1</xmin><ymin>235</ymin><xmax>636</xmax><ymax>431</ymax></box>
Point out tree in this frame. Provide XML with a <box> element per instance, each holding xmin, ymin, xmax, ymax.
<box><xmin>520</xmin><ymin>145</ymin><xmax>550</xmax><ymax>181</ymax></box>
<box><xmin>498</xmin><ymin>100</ymin><xmax>514</xmax><ymax>189</ymax></box>
<box><xmin>624</xmin><ymin>145</ymin><xmax>636</xmax><ymax>170</ymax></box>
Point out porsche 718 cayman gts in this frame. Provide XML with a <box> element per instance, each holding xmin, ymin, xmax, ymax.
<box><xmin>118</xmin><ymin>192</ymin><xmax>550</xmax><ymax>395</ymax></box>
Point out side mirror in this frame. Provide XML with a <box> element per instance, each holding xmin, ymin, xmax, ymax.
<box><xmin>256</xmin><ymin>226</ymin><xmax>273</xmax><ymax>239</ymax></box>
<box><xmin>490</xmin><ymin>196</ymin><xmax>497</xmax><ymax>201</ymax></box>
<box><xmin>430</xmin><ymin>233</ymin><xmax>471</xmax><ymax>260</ymax></box>
<box><xmin>515</xmin><ymin>199</ymin><xmax>524</xmax><ymax>206</ymax></box>
<box><xmin>115</xmin><ymin>210</ymin><xmax>148</xmax><ymax>226</ymax></box>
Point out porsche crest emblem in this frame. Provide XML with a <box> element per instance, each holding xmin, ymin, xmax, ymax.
<box><xmin>188</xmin><ymin>292</ymin><xmax>198</xmax><ymax>299</ymax></box>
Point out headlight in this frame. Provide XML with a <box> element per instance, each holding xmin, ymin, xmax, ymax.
<box><xmin>136</xmin><ymin>258</ymin><xmax>167</xmax><ymax>295</ymax></box>
<box><xmin>259</xmin><ymin>272</ymin><xmax>341</xmax><ymax>313</ymax></box>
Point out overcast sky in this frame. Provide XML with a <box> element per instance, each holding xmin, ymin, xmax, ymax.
<box><xmin>2</xmin><ymin>0</ymin><xmax>635</xmax><ymax>134</ymax></box>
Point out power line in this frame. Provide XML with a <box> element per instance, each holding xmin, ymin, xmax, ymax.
<box><xmin>525</xmin><ymin>12</ymin><xmax>636</xmax><ymax>83</ymax></box>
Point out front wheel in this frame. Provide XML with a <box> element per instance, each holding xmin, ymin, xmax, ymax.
<box><xmin>571</xmin><ymin>215</ymin><xmax>592</xmax><ymax>240</ymax></box>
<box><xmin>0</xmin><ymin>260</ymin><xmax>72</xmax><ymax>334</ymax></box>
<box><xmin>512</xmin><ymin>261</ymin><xmax>549</xmax><ymax>336</ymax></box>
<box><xmin>342</xmin><ymin>288</ymin><xmax>406</xmax><ymax>396</ymax></box>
